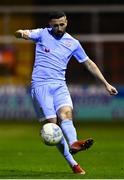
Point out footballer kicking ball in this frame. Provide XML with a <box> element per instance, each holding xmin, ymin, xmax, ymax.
<box><xmin>41</xmin><ymin>123</ymin><xmax>63</xmax><ymax>146</ymax></box>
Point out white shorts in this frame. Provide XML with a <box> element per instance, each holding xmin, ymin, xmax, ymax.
<box><xmin>31</xmin><ymin>83</ymin><xmax>73</xmax><ymax>121</ymax></box>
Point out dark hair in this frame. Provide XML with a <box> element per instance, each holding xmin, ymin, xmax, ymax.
<box><xmin>49</xmin><ymin>11</ymin><xmax>66</xmax><ymax>20</ymax></box>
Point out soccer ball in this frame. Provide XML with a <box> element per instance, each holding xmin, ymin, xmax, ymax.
<box><xmin>41</xmin><ymin>123</ymin><xmax>63</xmax><ymax>146</ymax></box>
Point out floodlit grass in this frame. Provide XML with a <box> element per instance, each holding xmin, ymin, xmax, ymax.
<box><xmin>0</xmin><ymin>120</ymin><xmax>124</xmax><ymax>179</ymax></box>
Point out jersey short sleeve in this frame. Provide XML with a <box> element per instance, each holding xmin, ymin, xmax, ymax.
<box><xmin>28</xmin><ymin>28</ymin><xmax>43</xmax><ymax>42</ymax></box>
<box><xmin>73</xmin><ymin>41</ymin><xmax>89</xmax><ymax>63</ymax></box>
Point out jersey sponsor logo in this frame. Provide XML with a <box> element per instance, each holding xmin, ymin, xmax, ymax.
<box><xmin>44</xmin><ymin>48</ymin><xmax>50</xmax><ymax>52</ymax></box>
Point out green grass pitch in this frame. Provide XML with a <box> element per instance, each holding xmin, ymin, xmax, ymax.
<box><xmin>0</xmin><ymin>120</ymin><xmax>124</xmax><ymax>179</ymax></box>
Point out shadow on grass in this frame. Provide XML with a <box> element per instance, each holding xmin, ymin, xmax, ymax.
<box><xmin>0</xmin><ymin>169</ymin><xmax>81</xmax><ymax>179</ymax></box>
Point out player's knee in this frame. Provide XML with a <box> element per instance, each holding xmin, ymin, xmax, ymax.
<box><xmin>58</xmin><ymin>107</ymin><xmax>72</xmax><ymax>120</ymax></box>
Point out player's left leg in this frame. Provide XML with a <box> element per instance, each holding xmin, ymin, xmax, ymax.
<box><xmin>58</xmin><ymin>106</ymin><xmax>93</xmax><ymax>154</ymax></box>
<box><xmin>54</xmin><ymin>83</ymin><xmax>93</xmax><ymax>154</ymax></box>
<box><xmin>58</xmin><ymin>106</ymin><xmax>77</xmax><ymax>145</ymax></box>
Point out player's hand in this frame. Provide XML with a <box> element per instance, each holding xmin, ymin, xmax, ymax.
<box><xmin>105</xmin><ymin>83</ymin><xmax>118</xmax><ymax>95</ymax></box>
<box><xmin>15</xmin><ymin>30</ymin><xmax>30</xmax><ymax>39</ymax></box>
<box><xmin>14</xmin><ymin>30</ymin><xmax>23</xmax><ymax>38</ymax></box>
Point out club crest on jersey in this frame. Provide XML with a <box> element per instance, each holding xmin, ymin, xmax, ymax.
<box><xmin>44</xmin><ymin>48</ymin><xmax>50</xmax><ymax>52</ymax></box>
<box><xmin>64</xmin><ymin>41</ymin><xmax>72</xmax><ymax>47</ymax></box>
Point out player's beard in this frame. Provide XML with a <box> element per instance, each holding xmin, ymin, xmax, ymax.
<box><xmin>52</xmin><ymin>29</ymin><xmax>66</xmax><ymax>39</ymax></box>
<box><xmin>56</xmin><ymin>30</ymin><xmax>65</xmax><ymax>36</ymax></box>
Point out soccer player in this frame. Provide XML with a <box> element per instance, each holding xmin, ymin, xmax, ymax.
<box><xmin>15</xmin><ymin>11</ymin><xmax>118</xmax><ymax>174</ymax></box>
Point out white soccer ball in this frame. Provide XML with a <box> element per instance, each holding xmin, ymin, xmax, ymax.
<box><xmin>41</xmin><ymin>123</ymin><xmax>63</xmax><ymax>146</ymax></box>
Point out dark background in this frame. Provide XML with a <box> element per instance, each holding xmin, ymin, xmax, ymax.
<box><xmin>0</xmin><ymin>0</ymin><xmax>124</xmax><ymax>5</ymax></box>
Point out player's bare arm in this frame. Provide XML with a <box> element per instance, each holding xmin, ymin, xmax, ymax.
<box><xmin>83</xmin><ymin>59</ymin><xmax>118</xmax><ymax>95</ymax></box>
<box><xmin>14</xmin><ymin>30</ymin><xmax>30</xmax><ymax>40</ymax></box>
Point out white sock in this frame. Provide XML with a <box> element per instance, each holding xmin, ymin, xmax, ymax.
<box><xmin>56</xmin><ymin>137</ymin><xmax>77</xmax><ymax>167</ymax></box>
<box><xmin>60</xmin><ymin>119</ymin><xmax>77</xmax><ymax>146</ymax></box>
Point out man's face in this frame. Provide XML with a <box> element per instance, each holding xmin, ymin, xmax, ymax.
<box><xmin>49</xmin><ymin>16</ymin><xmax>67</xmax><ymax>37</ymax></box>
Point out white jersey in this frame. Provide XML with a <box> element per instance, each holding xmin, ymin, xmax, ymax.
<box><xmin>29</xmin><ymin>27</ymin><xmax>89</xmax><ymax>88</ymax></box>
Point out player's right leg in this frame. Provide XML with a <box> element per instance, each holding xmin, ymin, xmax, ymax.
<box><xmin>31</xmin><ymin>86</ymin><xmax>84</xmax><ymax>174</ymax></box>
<box><xmin>56</xmin><ymin>136</ymin><xmax>86</xmax><ymax>174</ymax></box>
<box><xmin>31</xmin><ymin>85</ymin><xmax>57</xmax><ymax>121</ymax></box>
<box><xmin>41</xmin><ymin>117</ymin><xmax>85</xmax><ymax>174</ymax></box>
